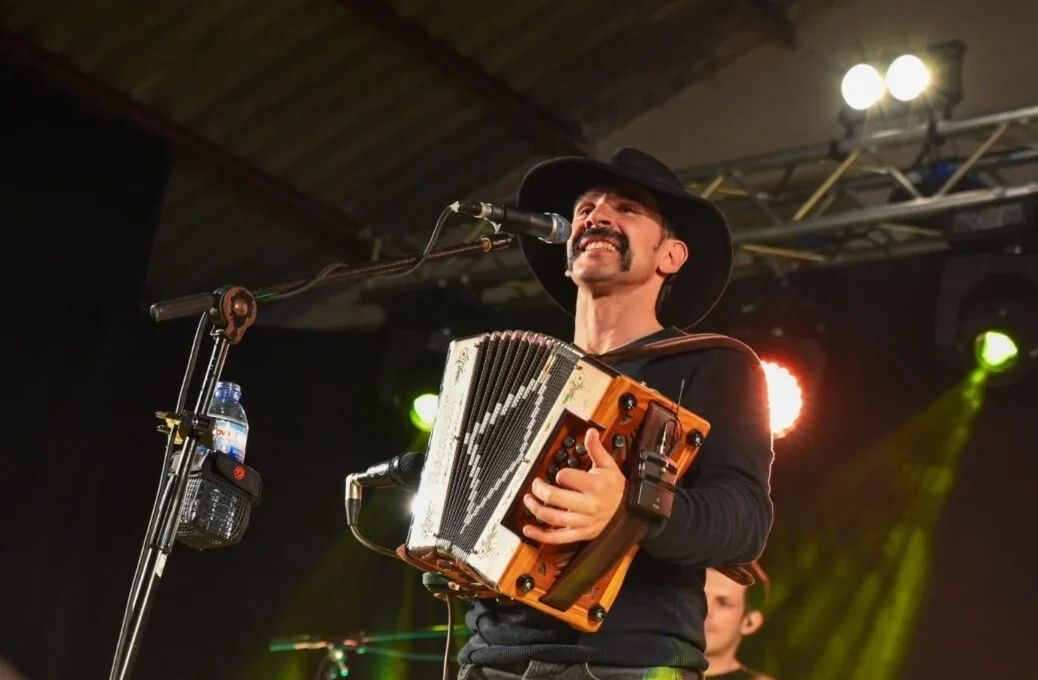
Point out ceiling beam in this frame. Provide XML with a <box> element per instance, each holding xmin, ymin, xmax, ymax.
<box><xmin>740</xmin><ymin>0</ymin><xmax>798</xmax><ymax>49</ymax></box>
<box><xmin>334</xmin><ymin>0</ymin><xmax>590</xmax><ymax>157</ymax></box>
<box><xmin>0</xmin><ymin>24</ymin><xmax>373</xmax><ymax>260</ymax></box>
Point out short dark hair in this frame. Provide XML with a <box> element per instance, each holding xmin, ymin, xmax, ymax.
<box><xmin>744</xmin><ymin>562</ymin><xmax>772</xmax><ymax>613</ymax></box>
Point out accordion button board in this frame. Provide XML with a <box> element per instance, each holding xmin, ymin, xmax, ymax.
<box><xmin>399</xmin><ymin>330</ymin><xmax>712</xmax><ymax>633</ymax></box>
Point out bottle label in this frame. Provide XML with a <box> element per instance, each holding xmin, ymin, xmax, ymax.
<box><xmin>212</xmin><ymin>418</ymin><xmax>248</xmax><ymax>463</ymax></box>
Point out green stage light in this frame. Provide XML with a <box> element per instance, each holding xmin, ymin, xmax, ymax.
<box><xmin>974</xmin><ymin>330</ymin><xmax>1019</xmax><ymax>373</ymax></box>
<box><xmin>409</xmin><ymin>393</ymin><xmax>439</xmax><ymax>432</ymax></box>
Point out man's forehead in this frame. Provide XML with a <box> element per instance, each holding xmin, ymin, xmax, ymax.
<box><xmin>705</xmin><ymin>569</ymin><xmax>748</xmax><ymax>596</ymax></box>
<box><xmin>573</xmin><ymin>181</ymin><xmax>659</xmax><ymax>210</ymax></box>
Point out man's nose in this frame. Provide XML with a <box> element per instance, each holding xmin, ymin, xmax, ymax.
<box><xmin>584</xmin><ymin>203</ymin><xmax>615</xmax><ymax>228</ymax></box>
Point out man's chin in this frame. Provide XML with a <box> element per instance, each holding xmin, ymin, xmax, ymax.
<box><xmin>571</xmin><ymin>262</ymin><xmax>621</xmax><ymax>282</ymax></box>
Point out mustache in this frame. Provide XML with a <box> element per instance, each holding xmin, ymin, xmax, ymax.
<box><xmin>572</xmin><ymin>227</ymin><xmax>629</xmax><ymax>255</ymax></box>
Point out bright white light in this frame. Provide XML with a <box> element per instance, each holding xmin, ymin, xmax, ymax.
<box><xmin>841</xmin><ymin>64</ymin><xmax>885</xmax><ymax>110</ymax></box>
<box><xmin>761</xmin><ymin>360</ymin><xmax>804</xmax><ymax>439</ymax></box>
<box><xmin>885</xmin><ymin>54</ymin><xmax>930</xmax><ymax>102</ymax></box>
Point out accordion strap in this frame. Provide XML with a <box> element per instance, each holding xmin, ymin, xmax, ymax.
<box><xmin>595</xmin><ymin>332</ymin><xmax>762</xmax><ymax>366</ymax></box>
<box><xmin>595</xmin><ymin>332</ymin><xmax>763</xmax><ymax>588</ymax></box>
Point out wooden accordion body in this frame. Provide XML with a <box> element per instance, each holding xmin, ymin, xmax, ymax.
<box><xmin>398</xmin><ymin>330</ymin><xmax>713</xmax><ymax>632</ymax></box>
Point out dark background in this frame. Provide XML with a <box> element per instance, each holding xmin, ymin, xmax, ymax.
<box><xmin>1</xmin><ymin>68</ymin><xmax>1035</xmax><ymax>680</ymax></box>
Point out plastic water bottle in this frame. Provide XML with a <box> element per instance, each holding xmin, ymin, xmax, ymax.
<box><xmin>200</xmin><ymin>381</ymin><xmax>249</xmax><ymax>463</ymax></box>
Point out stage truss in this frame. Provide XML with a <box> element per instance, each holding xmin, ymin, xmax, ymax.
<box><xmin>345</xmin><ymin>104</ymin><xmax>1038</xmax><ymax>319</ymax></box>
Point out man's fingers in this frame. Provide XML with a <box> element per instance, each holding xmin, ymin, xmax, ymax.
<box><xmin>522</xmin><ymin>522</ymin><xmax>595</xmax><ymax>545</ymax></box>
<box><xmin>585</xmin><ymin>429</ymin><xmax>620</xmax><ymax>470</ymax></box>
<box><xmin>523</xmin><ymin>493</ymin><xmax>592</xmax><ymax>528</ymax></box>
<box><xmin>531</xmin><ymin>477</ymin><xmax>596</xmax><ymax>513</ymax></box>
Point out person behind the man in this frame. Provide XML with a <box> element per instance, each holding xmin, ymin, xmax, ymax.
<box><xmin>455</xmin><ymin>147</ymin><xmax>775</xmax><ymax>680</ymax></box>
<box><xmin>704</xmin><ymin>563</ymin><xmax>775</xmax><ymax>679</ymax></box>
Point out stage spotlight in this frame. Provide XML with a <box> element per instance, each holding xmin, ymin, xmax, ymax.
<box><xmin>841</xmin><ymin>63</ymin><xmax>885</xmax><ymax>111</ymax></box>
<box><xmin>885</xmin><ymin>54</ymin><xmax>930</xmax><ymax>102</ymax></box>
<box><xmin>935</xmin><ymin>253</ymin><xmax>1038</xmax><ymax>386</ymax></box>
<box><xmin>409</xmin><ymin>392</ymin><xmax>439</xmax><ymax>432</ymax></box>
<box><xmin>761</xmin><ymin>360</ymin><xmax>804</xmax><ymax>439</ymax></box>
<box><xmin>838</xmin><ymin>40</ymin><xmax>965</xmax><ymax>134</ymax></box>
<box><xmin>974</xmin><ymin>330</ymin><xmax>1019</xmax><ymax>374</ymax></box>
<box><xmin>376</xmin><ymin>329</ymin><xmax>449</xmax><ymax>432</ymax></box>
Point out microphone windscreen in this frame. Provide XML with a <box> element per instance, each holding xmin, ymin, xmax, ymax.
<box><xmin>177</xmin><ymin>452</ymin><xmax>262</xmax><ymax>550</ymax></box>
<box><xmin>392</xmin><ymin>451</ymin><xmax>424</xmax><ymax>489</ymax></box>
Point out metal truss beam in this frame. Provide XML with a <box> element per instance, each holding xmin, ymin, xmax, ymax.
<box><xmin>678</xmin><ymin>104</ymin><xmax>1038</xmax><ymax>274</ymax></box>
<box><xmin>318</xmin><ymin>104</ymin><xmax>1038</xmax><ymax>328</ymax></box>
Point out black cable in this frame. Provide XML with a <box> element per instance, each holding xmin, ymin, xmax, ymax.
<box><xmin>441</xmin><ymin>595</ymin><xmax>455</xmax><ymax>680</ymax></box>
<box><xmin>263</xmin><ymin>206</ymin><xmax>455</xmax><ymax>303</ymax></box>
<box><xmin>349</xmin><ymin>525</ymin><xmax>399</xmax><ymax>560</ymax></box>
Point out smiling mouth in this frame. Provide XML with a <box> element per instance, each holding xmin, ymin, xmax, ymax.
<box><xmin>583</xmin><ymin>242</ymin><xmax>619</xmax><ymax>254</ymax></box>
<box><xmin>577</xmin><ymin>236</ymin><xmax>623</xmax><ymax>255</ymax></box>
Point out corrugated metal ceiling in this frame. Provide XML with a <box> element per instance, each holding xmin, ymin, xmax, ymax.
<box><xmin>0</xmin><ymin>0</ymin><xmax>817</xmax><ymax>322</ymax></box>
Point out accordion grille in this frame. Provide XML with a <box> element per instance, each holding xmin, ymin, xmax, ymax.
<box><xmin>436</xmin><ymin>331</ymin><xmax>580</xmax><ymax>556</ymax></box>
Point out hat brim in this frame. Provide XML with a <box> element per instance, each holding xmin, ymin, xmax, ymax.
<box><xmin>516</xmin><ymin>156</ymin><xmax>733</xmax><ymax>329</ymax></box>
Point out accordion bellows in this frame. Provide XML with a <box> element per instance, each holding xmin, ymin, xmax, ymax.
<box><xmin>400</xmin><ymin>330</ymin><xmax>710</xmax><ymax>632</ymax></box>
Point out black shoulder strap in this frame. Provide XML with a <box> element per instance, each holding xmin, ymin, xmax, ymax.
<box><xmin>596</xmin><ymin>332</ymin><xmax>762</xmax><ymax>367</ymax></box>
<box><xmin>596</xmin><ymin>332</ymin><xmax>763</xmax><ymax>587</ymax></box>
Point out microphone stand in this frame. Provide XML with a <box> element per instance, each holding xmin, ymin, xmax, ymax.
<box><xmin>109</xmin><ymin>231</ymin><xmax>517</xmax><ymax>680</ymax></box>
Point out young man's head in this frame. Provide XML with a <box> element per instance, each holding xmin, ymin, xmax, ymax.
<box><xmin>704</xmin><ymin>564</ymin><xmax>770</xmax><ymax>662</ymax></box>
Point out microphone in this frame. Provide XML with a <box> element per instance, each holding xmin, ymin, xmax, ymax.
<box><xmin>450</xmin><ymin>201</ymin><xmax>571</xmax><ymax>244</ymax></box>
<box><xmin>176</xmin><ymin>451</ymin><xmax>263</xmax><ymax>550</ymax></box>
<box><xmin>345</xmin><ymin>451</ymin><xmax>424</xmax><ymax>526</ymax></box>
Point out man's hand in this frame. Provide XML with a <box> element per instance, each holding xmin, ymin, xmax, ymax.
<box><xmin>521</xmin><ymin>429</ymin><xmax>626</xmax><ymax>544</ymax></box>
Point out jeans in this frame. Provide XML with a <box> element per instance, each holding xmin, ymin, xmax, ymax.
<box><xmin>457</xmin><ymin>660</ymin><xmax>704</xmax><ymax>680</ymax></box>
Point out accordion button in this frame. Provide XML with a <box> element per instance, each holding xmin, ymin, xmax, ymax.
<box><xmin>555</xmin><ymin>450</ymin><xmax>568</xmax><ymax>463</ymax></box>
<box><xmin>567</xmin><ymin>457</ymin><xmax>581</xmax><ymax>468</ymax></box>
<box><xmin>563</xmin><ymin>436</ymin><xmax>576</xmax><ymax>448</ymax></box>
<box><xmin>575</xmin><ymin>443</ymin><xmax>587</xmax><ymax>456</ymax></box>
<box><xmin>547</xmin><ymin>463</ymin><xmax>559</xmax><ymax>479</ymax></box>
<box><xmin>619</xmin><ymin>392</ymin><xmax>637</xmax><ymax>411</ymax></box>
<box><xmin>516</xmin><ymin>574</ymin><xmax>535</xmax><ymax>593</ymax></box>
<box><xmin>612</xmin><ymin>434</ymin><xmax>626</xmax><ymax>448</ymax></box>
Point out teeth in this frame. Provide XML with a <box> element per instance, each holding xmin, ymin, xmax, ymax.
<box><xmin>584</xmin><ymin>242</ymin><xmax>618</xmax><ymax>253</ymax></box>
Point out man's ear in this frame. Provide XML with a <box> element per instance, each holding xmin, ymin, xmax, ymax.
<box><xmin>740</xmin><ymin>609</ymin><xmax>764</xmax><ymax>636</ymax></box>
<box><xmin>658</xmin><ymin>238</ymin><xmax>688</xmax><ymax>276</ymax></box>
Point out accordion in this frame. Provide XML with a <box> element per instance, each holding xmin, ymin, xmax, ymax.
<box><xmin>398</xmin><ymin>330</ymin><xmax>712</xmax><ymax>632</ymax></box>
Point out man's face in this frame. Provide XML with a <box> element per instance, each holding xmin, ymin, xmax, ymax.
<box><xmin>564</xmin><ymin>181</ymin><xmax>686</xmax><ymax>294</ymax></box>
<box><xmin>704</xmin><ymin>567</ymin><xmax>763</xmax><ymax>657</ymax></box>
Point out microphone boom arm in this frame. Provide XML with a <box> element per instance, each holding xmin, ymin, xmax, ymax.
<box><xmin>149</xmin><ymin>232</ymin><xmax>517</xmax><ymax>323</ymax></box>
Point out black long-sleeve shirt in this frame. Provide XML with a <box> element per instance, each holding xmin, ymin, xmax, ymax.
<box><xmin>458</xmin><ymin>327</ymin><xmax>775</xmax><ymax>671</ymax></box>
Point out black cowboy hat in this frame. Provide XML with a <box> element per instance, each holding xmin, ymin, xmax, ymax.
<box><xmin>516</xmin><ymin>147</ymin><xmax>733</xmax><ymax>329</ymax></box>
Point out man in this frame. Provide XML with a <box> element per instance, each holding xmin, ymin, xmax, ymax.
<box><xmin>456</xmin><ymin>147</ymin><xmax>775</xmax><ymax>680</ymax></box>
<box><xmin>703</xmin><ymin>564</ymin><xmax>775</xmax><ymax>679</ymax></box>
